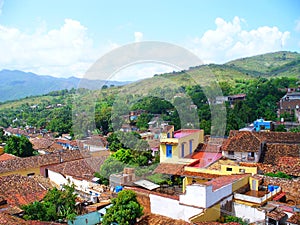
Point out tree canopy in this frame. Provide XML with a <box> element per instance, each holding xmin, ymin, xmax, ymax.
<box><xmin>4</xmin><ymin>135</ymin><xmax>36</xmax><ymax>157</ymax></box>
<box><xmin>22</xmin><ymin>185</ymin><xmax>77</xmax><ymax>222</ymax></box>
<box><xmin>102</xmin><ymin>190</ymin><xmax>143</xmax><ymax>225</ymax></box>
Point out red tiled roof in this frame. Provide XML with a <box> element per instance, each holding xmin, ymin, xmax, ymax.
<box><xmin>286</xmin><ymin>212</ymin><xmax>300</xmax><ymax>224</ymax></box>
<box><xmin>0</xmin><ymin>153</ymin><xmax>17</xmax><ymax>162</ymax></box>
<box><xmin>222</xmin><ymin>131</ymin><xmax>262</xmax><ymax>152</ymax></box>
<box><xmin>190</xmin><ymin>152</ymin><xmax>223</xmax><ymax>168</ymax></box>
<box><xmin>266</xmin><ymin>209</ymin><xmax>287</xmax><ymax>221</ymax></box>
<box><xmin>0</xmin><ymin>150</ymin><xmax>85</xmax><ymax>174</ymax></box>
<box><xmin>0</xmin><ymin>175</ymin><xmax>48</xmax><ymax>207</ymax></box>
<box><xmin>204</xmin><ymin>174</ymin><xmax>249</xmax><ymax>191</ymax></box>
<box><xmin>48</xmin><ymin>156</ymin><xmax>108</xmax><ymax>180</ymax></box>
<box><xmin>153</xmin><ymin>163</ymin><xmax>185</xmax><ymax>175</ymax></box>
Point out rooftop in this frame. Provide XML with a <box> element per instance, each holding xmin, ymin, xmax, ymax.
<box><xmin>190</xmin><ymin>152</ymin><xmax>222</xmax><ymax>168</ymax></box>
<box><xmin>0</xmin><ymin>174</ymin><xmax>48</xmax><ymax>207</ymax></box>
<box><xmin>0</xmin><ymin>153</ymin><xmax>17</xmax><ymax>162</ymax></box>
<box><xmin>204</xmin><ymin>174</ymin><xmax>249</xmax><ymax>191</ymax></box>
<box><xmin>48</xmin><ymin>156</ymin><xmax>108</xmax><ymax>181</ymax></box>
<box><xmin>0</xmin><ymin>150</ymin><xmax>86</xmax><ymax>174</ymax></box>
<box><xmin>173</xmin><ymin>129</ymin><xmax>201</xmax><ymax>138</ymax></box>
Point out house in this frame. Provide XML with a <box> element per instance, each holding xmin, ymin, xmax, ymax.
<box><xmin>0</xmin><ymin>174</ymin><xmax>50</xmax><ymax>207</ymax></box>
<box><xmin>47</xmin><ymin>156</ymin><xmax>108</xmax><ymax>197</ymax></box>
<box><xmin>81</xmin><ymin>136</ymin><xmax>108</xmax><ymax>152</ymax></box>
<box><xmin>0</xmin><ymin>150</ymin><xmax>85</xmax><ymax>177</ymax></box>
<box><xmin>126</xmin><ymin>171</ymin><xmax>249</xmax><ymax>223</ymax></box>
<box><xmin>278</xmin><ymin>91</ymin><xmax>300</xmax><ymax>122</ymax></box>
<box><xmin>160</xmin><ymin>127</ymin><xmax>204</xmax><ymax>164</ymax></box>
<box><xmin>221</xmin><ymin>131</ymin><xmax>300</xmax><ymax>163</ymax></box>
<box><xmin>109</xmin><ymin>167</ymin><xmax>136</xmax><ymax>189</ymax></box>
<box><xmin>253</xmin><ymin>118</ymin><xmax>274</xmax><ymax>132</ymax></box>
<box><xmin>222</xmin><ymin>131</ymin><xmax>263</xmax><ymax>162</ymax></box>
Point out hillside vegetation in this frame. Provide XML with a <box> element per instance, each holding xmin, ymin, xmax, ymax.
<box><xmin>0</xmin><ymin>51</ymin><xmax>299</xmax><ymax>137</ymax></box>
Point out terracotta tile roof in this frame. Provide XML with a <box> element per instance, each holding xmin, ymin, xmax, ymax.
<box><xmin>276</xmin><ymin>157</ymin><xmax>300</xmax><ymax>176</ymax></box>
<box><xmin>137</xmin><ymin>213</ymin><xmax>242</xmax><ymax>225</ymax></box>
<box><xmin>189</xmin><ymin>152</ymin><xmax>223</xmax><ymax>168</ymax></box>
<box><xmin>83</xmin><ymin>135</ymin><xmax>108</xmax><ymax>147</ymax></box>
<box><xmin>5</xmin><ymin>127</ymin><xmax>28</xmax><ymax>136</ymax></box>
<box><xmin>222</xmin><ymin>131</ymin><xmax>262</xmax><ymax>152</ymax></box>
<box><xmin>0</xmin><ymin>212</ymin><xmax>28</xmax><ymax>225</ymax></box>
<box><xmin>181</xmin><ymin>171</ymin><xmax>220</xmax><ymax>179</ymax></box>
<box><xmin>153</xmin><ymin>163</ymin><xmax>185</xmax><ymax>175</ymax></box>
<box><xmin>286</xmin><ymin>212</ymin><xmax>300</xmax><ymax>224</ymax></box>
<box><xmin>263</xmin><ymin>144</ymin><xmax>300</xmax><ymax>165</ymax></box>
<box><xmin>204</xmin><ymin>174</ymin><xmax>249</xmax><ymax>191</ymax></box>
<box><xmin>48</xmin><ymin>156</ymin><xmax>108</xmax><ymax>180</ymax></box>
<box><xmin>0</xmin><ymin>150</ymin><xmax>85</xmax><ymax>174</ymax></box>
<box><xmin>0</xmin><ymin>212</ymin><xmax>62</xmax><ymax>225</ymax></box>
<box><xmin>266</xmin><ymin>208</ymin><xmax>287</xmax><ymax>221</ymax></box>
<box><xmin>0</xmin><ymin>153</ymin><xmax>18</xmax><ymax>162</ymax></box>
<box><xmin>0</xmin><ymin>175</ymin><xmax>48</xmax><ymax>207</ymax></box>
<box><xmin>137</xmin><ymin>213</ymin><xmax>191</xmax><ymax>225</ymax></box>
<box><xmin>256</xmin><ymin>132</ymin><xmax>300</xmax><ymax>144</ymax></box>
<box><xmin>30</xmin><ymin>138</ymin><xmax>55</xmax><ymax>150</ymax></box>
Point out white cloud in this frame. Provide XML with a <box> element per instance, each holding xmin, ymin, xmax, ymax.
<box><xmin>134</xmin><ymin>31</ymin><xmax>143</xmax><ymax>42</ymax></box>
<box><xmin>190</xmin><ymin>16</ymin><xmax>290</xmax><ymax>63</ymax></box>
<box><xmin>295</xmin><ymin>19</ymin><xmax>300</xmax><ymax>32</ymax></box>
<box><xmin>0</xmin><ymin>19</ymin><xmax>101</xmax><ymax>77</ymax></box>
<box><xmin>111</xmin><ymin>63</ymin><xmax>174</xmax><ymax>81</ymax></box>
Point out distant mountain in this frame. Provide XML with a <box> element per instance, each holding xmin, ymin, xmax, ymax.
<box><xmin>0</xmin><ymin>70</ymin><xmax>130</xmax><ymax>102</ymax></box>
<box><xmin>1</xmin><ymin>51</ymin><xmax>299</xmax><ymax>102</ymax></box>
<box><xmin>122</xmin><ymin>51</ymin><xmax>300</xmax><ymax>95</ymax></box>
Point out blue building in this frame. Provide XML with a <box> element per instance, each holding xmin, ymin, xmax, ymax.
<box><xmin>253</xmin><ymin>119</ymin><xmax>273</xmax><ymax>132</ymax></box>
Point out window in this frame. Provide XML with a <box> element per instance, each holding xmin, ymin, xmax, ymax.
<box><xmin>181</xmin><ymin>143</ymin><xmax>185</xmax><ymax>157</ymax></box>
<box><xmin>248</xmin><ymin>152</ymin><xmax>255</xmax><ymax>157</ymax></box>
<box><xmin>239</xmin><ymin>169</ymin><xmax>245</xmax><ymax>173</ymax></box>
<box><xmin>166</xmin><ymin>144</ymin><xmax>172</xmax><ymax>158</ymax></box>
<box><xmin>189</xmin><ymin>140</ymin><xmax>193</xmax><ymax>155</ymax></box>
<box><xmin>226</xmin><ymin>167</ymin><xmax>233</xmax><ymax>171</ymax></box>
<box><xmin>228</xmin><ymin>151</ymin><xmax>234</xmax><ymax>155</ymax></box>
<box><xmin>27</xmin><ymin>173</ymin><xmax>35</xmax><ymax>177</ymax></box>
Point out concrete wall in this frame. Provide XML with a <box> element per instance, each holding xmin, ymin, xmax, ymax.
<box><xmin>150</xmin><ymin>194</ymin><xmax>203</xmax><ymax>222</ymax></box>
<box><xmin>185</xmin><ymin>165</ymin><xmax>256</xmax><ymax>176</ymax></box>
<box><xmin>180</xmin><ymin>183</ymin><xmax>232</xmax><ymax>208</ymax></box>
<box><xmin>222</xmin><ymin>151</ymin><xmax>260</xmax><ymax>163</ymax></box>
<box><xmin>48</xmin><ymin>169</ymin><xmax>68</xmax><ymax>187</ymax></box>
<box><xmin>0</xmin><ymin>167</ymin><xmax>41</xmax><ymax>177</ymax></box>
<box><xmin>233</xmin><ymin>202</ymin><xmax>265</xmax><ymax>223</ymax></box>
<box><xmin>160</xmin><ymin>129</ymin><xmax>204</xmax><ymax>163</ymax></box>
<box><xmin>190</xmin><ymin>203</ymin><xmax>221</xmax><ymax>223</ymax></box>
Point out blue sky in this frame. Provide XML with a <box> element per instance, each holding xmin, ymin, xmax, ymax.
<box><xmin>0</xmin><ymin>0</ymin><xmax>299</xmax><ymax>81</ymax></box>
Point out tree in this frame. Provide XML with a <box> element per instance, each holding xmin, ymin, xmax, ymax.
<box><xmin>99</xmin><ymin>156</ymin><xmax>126</xmax><ymax>179</ymax></box>
<box><xmin>5</xmin><ymin>135</ymin><xmax>36</xmax><ymax>157</ymax></box>
<box><xmin>22</xmin><ymin>185</ymin><xmax>77</xmax><ymax>222</ymax></box>
<box><xmin>102</xmin><ymin>190</ymin><xmax>143</xmax><ymax>225</ymax></box>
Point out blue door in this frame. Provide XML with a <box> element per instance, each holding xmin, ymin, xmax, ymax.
<box><xmin>166</xmin><ymin>144</ymin><xmax>172</xmax><ymax>158</ymax></box>
<box><xmin>189</xmin><ymin>140</ymin><xmax>193</xmax><ymax>155</ymax></box>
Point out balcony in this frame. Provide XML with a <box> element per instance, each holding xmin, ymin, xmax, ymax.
<box><xmin>160</xmin><ymin>138</ymin><xmax>178</xmax><ymax>145</ymax></box>
<box><xmin>234</xmin><ymin>186</ymin><xmax>281</xmax><ymax>204</ymax></box>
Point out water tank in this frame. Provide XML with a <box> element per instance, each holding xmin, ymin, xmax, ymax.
<box><xmin>115</xmin><ymin>186</ymin><xmax>123</xmax><ymax>193</ymax></box>
<box><xmin>268</xmin><ymin>185</ymin><xmax>274</xmax><ymax>192</ymax></box>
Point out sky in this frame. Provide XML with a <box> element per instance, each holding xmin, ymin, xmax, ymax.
<box><xmin>0</xmin><ymin>0</ymin><xmax>299</xmax><ymax>81</ymax></box>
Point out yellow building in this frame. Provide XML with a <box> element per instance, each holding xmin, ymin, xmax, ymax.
<box><xmin>160</xmin><ymin>128</ymin><xmax>204</xmax><ymax>163</ymax></box>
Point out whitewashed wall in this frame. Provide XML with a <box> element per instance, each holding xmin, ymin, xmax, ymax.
<box><xmin>233</xmin><ymin>202</ymin><xmax>265</xmax><ymax>223</ymax></box>
<box><xmin>179</xmin><ymin>184</ymin><xmax>232</xmax><ymax>208</ymax></box>
<box><xmin>48</xmin><ymin>170</ymin><xmax>68</xmax><ymax>187</ymax></box>
<box><xmin>150</xmin><ymin>194</ymin><xmax>203</xmax><ymax>222</ymax></box>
